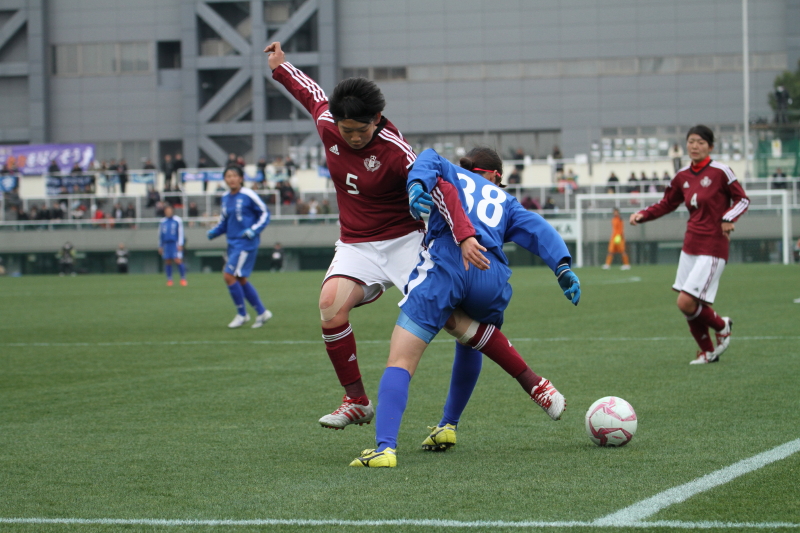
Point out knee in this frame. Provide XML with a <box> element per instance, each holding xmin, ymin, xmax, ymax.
<box><xmin>676</xmin><ymin>293</ymin><xmax>698</xmax><ymax>315</ymax></box>
<box><xmin>319</xmin><ymin>278</ymin><xmax>358</xmax><ymax>323</ymax></box>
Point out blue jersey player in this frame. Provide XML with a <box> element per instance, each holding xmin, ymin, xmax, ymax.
<box><xmin>207</xmin><ymin>165</ymin><xmax>273</xmax><ymax>329</ymax></box>
<box><xmin>158</xmin><ymin>204</ymin><xmax>186</xmax><ymax>286</ymax></box>
<box><xmin>350</xmin><ymin>148</ymin><xmax>581</xmax><ymax>468</ymax></box>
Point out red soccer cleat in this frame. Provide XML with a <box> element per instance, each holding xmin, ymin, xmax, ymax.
<box><xmin>180</xmin><ymin>279</ymin><xmax>187</xmax><ymax>286</ymax></box>
<box><xmin>166</xmin><ymin>280</ymin><xmax>174</xmax><ymax>287</ymax></box>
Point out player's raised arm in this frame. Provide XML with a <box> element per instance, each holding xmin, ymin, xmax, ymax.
<box><xmin>264</xmin><ymin>41</ymin><xmax>286</xmax><ymax>71</ymax></box>
<box><xmin>265</xmin><ymin>41</ymin><xmax>328</xmax><ymax>121</ymax></box>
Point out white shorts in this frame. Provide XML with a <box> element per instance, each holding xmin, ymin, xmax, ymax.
<box><xmin>324</xmin><ymin>230</ymin><xmax>426</xmax><ymax>305</ymax></box>
<box><xmin>673</xmin><ymin>252</ymin><xmax>726</xmax><ymax>304</ymax></box>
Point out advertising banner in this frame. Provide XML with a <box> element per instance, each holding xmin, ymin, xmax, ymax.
<box><xmin>46</xmin><ymin>175</ymin><xmax>95</xmax><ymax>195</ymax></box>
<box><xmin>1</xmin><ymin>144</ymin><xmax>95</xmax><ymax>175</ymax></box>
<box><xmin>0</xmin><ymin>175</ymin><xmax>18</xmax><ymax>192</ymax></box>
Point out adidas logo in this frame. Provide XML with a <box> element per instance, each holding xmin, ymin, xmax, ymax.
<box><xmin>348</xmin><ymin>354</ymin><xmax>357</xmax><ymax>362</ymax></box>
<box><xmin>329</xmin><ymin>145</ymin><xmax>339</xmax><ymax>155</ymax></box>
<box><xmin>683</xmin><ymin>181</ymin><xmax>690</xmax><ymax>188</ymax></box>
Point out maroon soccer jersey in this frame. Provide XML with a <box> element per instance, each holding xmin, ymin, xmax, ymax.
<box><xmin>638</xmin><ymin>158</ymin><xmax>749</xmax><ymax>261</ymax></box>
<box><xmin>272</xmin><ymin>63</ymin><xmax>425</xmax><ymax>243</ymax></box>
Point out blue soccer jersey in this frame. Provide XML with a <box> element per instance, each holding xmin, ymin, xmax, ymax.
<box><xmin>399</xmin><ymin>149</ymin><xmax>572</xmax><ymax>337</ymax></box>
<box><xmin>207</xmin><ymin>188</ymin><xmax>270</xmax><ymax>252</ymax></box>
<box><xmin>159</xmin><ymin>215</ymin><xmax>184</xmax><ymax>247</ymax></box>
<box><xmin>408</xmin><ymin>149</ymin><xmax>570</xmax><ymax>270</ymax></box>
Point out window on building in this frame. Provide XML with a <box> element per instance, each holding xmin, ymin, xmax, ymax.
<box><xmin>157</xmin><ymin>41</ymin><xmax>181</xmax><ymax>69</ymax></box>
<box><xmin>120</xmin><ymin>42</ymin><xmax>149</xmax><ymax>73</ymax></box>
<box><xmin>53</xmin><ymin>44</ymin><xmax>78</xmax><ymax>75</ymax></box>
<box><xmin>52</xmin><ymin>42</ymin><xmax>150</xmax><ymax>76</ymax></box>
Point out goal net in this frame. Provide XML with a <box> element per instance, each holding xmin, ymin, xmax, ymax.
<box><xmin>573</xmin><ymin>190</ymin><xmax>791</xmax><ymax>267</ymax></box>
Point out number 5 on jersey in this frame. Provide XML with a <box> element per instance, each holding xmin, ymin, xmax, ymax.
<box><xmin>346</xmin><ymin>173</ymin><xmax>359</xmax><ymax>194</ymax></box>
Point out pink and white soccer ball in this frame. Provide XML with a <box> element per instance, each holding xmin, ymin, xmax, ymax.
<box><xmin>585</xmin><ymin>396</ymin><xmax>638</xmax><ymax>447</ymax></box>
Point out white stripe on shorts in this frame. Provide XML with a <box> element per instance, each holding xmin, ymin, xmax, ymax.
<box><xmin>234</xmin><ymin>251</ymin><xmax>249</xmax><ymax>277</ymax></box>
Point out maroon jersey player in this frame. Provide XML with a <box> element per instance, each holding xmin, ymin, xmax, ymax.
<box><xmin>631</xmin><ymin>125</ymin><xmax>749</xmax><ymax>364</ymax></box>
<box><xmin>265</xmin><ymin>42</ymin><xmax>429</xmax><ymax>428</ymax></box>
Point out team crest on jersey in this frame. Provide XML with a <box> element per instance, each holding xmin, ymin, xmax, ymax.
<box><xmin>329</xmin><ymin>145</ymin><xmax>339</xmax><ymax>155</ymax></box>
<box><xmin>700</xmin><ymin>176</ymin><xmax>712</xmax><ymax>187</ymax></box>
<box><xmin>364</xmin><ymin>155</ymin><xmax>381</xmax><ymax>172</ymax></box>
<box><xmin>683</xmin><ymin>181</ymin><xmax>690</xmax><ymax>189</ymax></box>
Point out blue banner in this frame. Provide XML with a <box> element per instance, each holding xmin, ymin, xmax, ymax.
<box><xmin>130</xmin><ymin>171</ymin><xmax>156</xmax><ymax>184</ymax></box>
<box><xmin>0</xmin><ymin>174</ymin><xmax>18</xmax><ymax>192</ymax></box>
<box><xmin>180</xmin><ymin>169</ymin><xmax>224</xmax><ymax>182</ymax></box>
<box><xmin>317</xmin><ymin>165</ymin><xmax>331</xmax><ymax>178</ymax></box>
<box><xmin>46</xmin><ymin>175</ymin><xmax>95</xmax><ymax>195</ymax></box>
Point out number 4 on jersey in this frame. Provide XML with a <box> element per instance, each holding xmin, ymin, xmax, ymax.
<box><xmin>690</xmin><ymin>193</ymin><xmax>698</xmax><ymax>209</ymax></box>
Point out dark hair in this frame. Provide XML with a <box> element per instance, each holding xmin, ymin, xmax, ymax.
<box><xmin>459</xmin><ymin>147</ymin><xmax>505</xmax><ymax>188</ymax></box>
<box><xmin>329</xmin><ymin>77</ymin><xmax>386</xmax><ymax>123</ymax></box>
<box><xmin>686</xmin><ymin>125</ymin><xmax>714</xmax><ymax>146</ymax></box>
<box><xmin>224</xmin><ymin>165</ymin><xmax>245</xmax><ymax>187</ymax></box>
<box><xmin>224</xmin><ymin>164</ymin><xmax>244</xmax><ymax>178</ymax></box>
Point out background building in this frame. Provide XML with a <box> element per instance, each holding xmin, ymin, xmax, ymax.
<box><xmin>1</xmin><ymin>0</ymin><xmax>799</xmax><ymax>167</ymax></box>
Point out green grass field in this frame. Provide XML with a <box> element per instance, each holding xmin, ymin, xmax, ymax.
<box><xmin>1</xmin><ymin>264</ymin><xmax>799</xmax><ymax>532</ymax></box>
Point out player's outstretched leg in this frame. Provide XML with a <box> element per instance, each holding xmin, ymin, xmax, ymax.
<box><xmin>473</xmin><ymin>328</ymin><xmax>565</xmax><ymax>420</ymax></box>
<box><xmin>421</xmin><ymin>342</ymin><xmax>481</xmax><ymax>451</ymax></box>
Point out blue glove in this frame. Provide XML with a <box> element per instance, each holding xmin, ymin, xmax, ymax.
<box><xmin>206</xmin><ymin>229</ymin><xmax>216</xmax><ymax>240</ymax></box>
<box><xmin>241</xmin><ymin>228</ymin><xmax>256</xmax><ymax>239</ymax></box>
<box><xmin>556</xmin><ymin>263</ymin><xmax>581</xmax><ymax>306</ymax></box>
<box><xmin>408</xmin><ymin>181</ymin><xmax>434</xmax><ymax>220</ymax></box>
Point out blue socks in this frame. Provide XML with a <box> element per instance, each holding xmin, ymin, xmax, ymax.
<box><xmin>227</xmin><ymin>282</ymin><xmax>247</xmax><ymax>316</ymax></box>
<box><xmin>242</xmin><ymin>282</ymin><xmax>266</xmax><ymax>315</ymax></box>
<box><xmin>375</xmin><ymin>366</ymin><xmax>411</xmax><ymax>452</ymax></box>
<box><xmin>178</xmin><ymin>263</ymin><xmax>186</xmax><ymax>279</ymax></box>
<box><xmin>440</xmin><ymin>342</ymin><xmax>482</xmax><ymax>427</ymax></box>
<box><xmin>165</xmin><ymin>264</ymin><xmax>172</xmax><ymax>280</ymax></box>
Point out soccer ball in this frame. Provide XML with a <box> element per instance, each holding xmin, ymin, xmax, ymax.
<box><xmin>585</xmin><ymin>396</ymin><xmax>638</xmax><ymax>447</ymax></box>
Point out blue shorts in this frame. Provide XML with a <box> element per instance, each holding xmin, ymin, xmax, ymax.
<box><xmin>161</xmin><ymin>243</ymin><xmax>182</xmax><ymax>260</ymax></box>
<box><xmin>399</xmin><ymin>238</ymin><xmax>512</xmax><ymax>339</ymax></box>
<box><xmin>225</xmin><ymin>246</ymin><xmax>258</xmax><ymax>278</ymax></box>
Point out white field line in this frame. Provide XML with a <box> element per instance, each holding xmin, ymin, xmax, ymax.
<box><xmin>0</xmin><ymin>517</ymin><xmax>798</xmax><ymax>529</ymax></box>
<box><xmin>594</xmin><ymin>438</ymin><xmax>800</xmax><ymax>526</ymax></box>
<box><xmin>2</xmin><ymin>335</ymin><xmax>799</xmax><ymax>348</ymax></box>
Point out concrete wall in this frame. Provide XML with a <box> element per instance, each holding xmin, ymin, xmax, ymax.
<box><xmin>338</xmin><ymin>0</ymin><xmax>791</xmax><ymax>156</ymax></box>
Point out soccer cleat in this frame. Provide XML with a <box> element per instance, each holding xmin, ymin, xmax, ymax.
<box><xmin>690</xmin><ymin>350</ymin><xmax>718</xmax><ymax>365</ymax></box>
<box><xmin>180</xmin><ymin>279</ymin><xmax>187</xmax><ymax>286</ymax></box>
<box><xmin>712</xmin><ymin>317</ymin><xmax>732</xmax><ymax>359</ymax></box>
<box><xmin>349</xmin><ymin>448</ymin><xmax>396</xmax><ymax>468</ymax></box>
<box><xmin>421</xmin><ymin>423</ymin><xmax>457</xmax><ymax>451</ymax></box>
<box><xmin>620</xmin><ymin>264</ymin><xmax>631</xmax><ymax>270</ymax></box>
<box><xmin>166</xmin><ymin>280</ymin><xmax>173</xmax><ymax>287</ymax></box>
<box><xmin>227</xmin><ymin>313</ymin><xmax>250</xmax><ymax>329</ymax></box>
<box><xmin>319</xmin><ymin>396</ymin><xmax>374</xmax><ymax>429</ymax></box>
<box><xmin>251</xmin><ymin>310</ymin><xmax>273</xmax><ymax>328</ymax></box>
<box><xmin>531</xmin><ymin>378</ymin><xmax>566</xmax><ymax>420</ymax></box>
<box><xmin>601</xmin><ymin>264</ymin><xmax>610</xmax><ymax>270</ymax></box>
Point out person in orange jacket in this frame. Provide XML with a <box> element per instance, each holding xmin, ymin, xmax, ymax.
<box><xmin>603</xmin><ymin>208</ymin><xmax>631</xmax><ymax>270</ymax></box>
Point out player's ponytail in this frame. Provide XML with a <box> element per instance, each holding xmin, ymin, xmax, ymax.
<box><xmin>460</xmin><ymin>147</ymin><xmax>506</xmax><ymax>188</ymax></box>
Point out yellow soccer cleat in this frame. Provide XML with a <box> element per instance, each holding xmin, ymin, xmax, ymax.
<box><xmin>349</xmin><ymin>448</ymin><xmax>397</xmax><ymax>468</ymax></box>
<box><xmin>421</xmin><ymin>424</ymin><xmax>457</xmax><ymax>451</ymax></box>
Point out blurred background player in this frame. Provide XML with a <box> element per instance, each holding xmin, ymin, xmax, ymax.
<box><xmin>116</xmin><ymin>243</ymin><xmax>129</xmax><ymax>274</ymax></box>
<box><xmin>602</xmin><ymin>208</ymin><xmax>631</xmax><ymax>270</ymax></box>
<box><xmin>350</xmin><ymin>147</ymin><xmax>580</xmax><ymax>468</ymax></box>
<box><xmin>266</xmin><ymin>41</ymin><xmax>455</xmax><ymax>430</ymax></box>
<box><xmin>630</xmin><ymin>125</ymin><xmax>749</xmax><ymax>365</ymax></box>
<box><xmin>158</xmin><ymin>204</ymin><xmax>186</xmax><ymax>287</ymax></box>
<box><xmin>207</xmin><ymin>165</ymin><xmax>272</xmax><ymax>329</ymax></box>
<box><xmin>57</xmin><ymin>242</ymin><xmax>76</xmax><ymax>276</ymax></box>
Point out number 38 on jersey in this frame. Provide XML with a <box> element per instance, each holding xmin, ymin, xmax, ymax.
<box><xmin>457</xmin><ymin>173</ymin><xmax>507</xmax><ymax>227</ymax></box>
